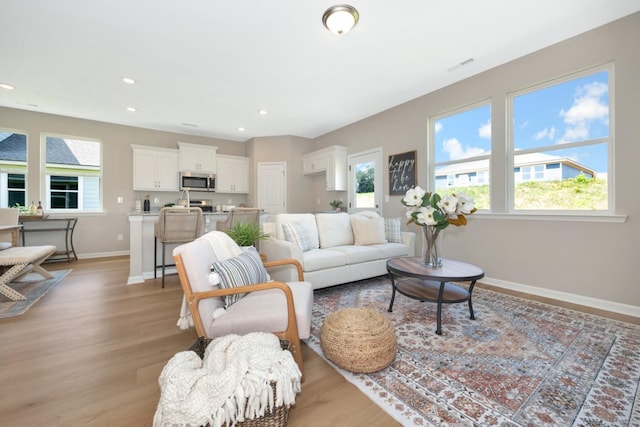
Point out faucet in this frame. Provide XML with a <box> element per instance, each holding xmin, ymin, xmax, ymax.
<box><xmin>180</xmin><ymin>189</ymin><xmax>190</xmax><ymax>207</ymax></box>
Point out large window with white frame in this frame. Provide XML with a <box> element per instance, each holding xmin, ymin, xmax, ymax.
<box><xmin>43</xmin><ymin>134</ymin><xmax>102</xmax><ymax>211</ymax></box>
<box><xmin>431</xmin><ymin>103</ymin><xmax>491</xmax><ymax>210</ymax></box>
<box><xmin>509</xmin><ymin>66</ymin><xmax>610</xmax><ymax>211</ymax></box>
<box><xmin>0</xmin><ymin>130</ymin><xmax>27</xmax><ymax>208</ymax></box>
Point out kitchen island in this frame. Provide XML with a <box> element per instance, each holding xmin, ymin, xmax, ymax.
<box><xmin>127</xmin><ymin>211</ymin><xmax>228</xmax><ymax>284</ymax></box>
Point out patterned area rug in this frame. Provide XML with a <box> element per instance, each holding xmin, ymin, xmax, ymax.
<box><xmin>0</xmin><ymin>269</ymin><xmax>71</xmax><ymax>318</ymax></box>
<box><xmin>306</xmin><ymin>277</ymin><xmax>640</xmax><ymax>426</ymax></box>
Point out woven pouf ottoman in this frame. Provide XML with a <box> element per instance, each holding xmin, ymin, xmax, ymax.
<box><xmin>320</xmin><ymin>307</ymin><xmax>397</xmax><ymax>373</ymax></box>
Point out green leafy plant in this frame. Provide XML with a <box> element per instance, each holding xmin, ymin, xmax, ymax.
<box><xmin>329</xmin><ymin>200</ymin><xmax>343</xmax><ymax>210</ymax></box>
<box><xmin>224</xmin><ymin>222</ymin><xmax>270</xmax><ymax>247</ymax></box>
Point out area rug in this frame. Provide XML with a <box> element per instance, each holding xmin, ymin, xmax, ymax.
<box><xmin>305</xmin><ymin>277</ymin><xmax>640</xmax><ymax>426</ymax></box>
<box><xmin>0</xmin><ymin>269</ymin><xmax>71</xmax><ymax>318</ymax></box>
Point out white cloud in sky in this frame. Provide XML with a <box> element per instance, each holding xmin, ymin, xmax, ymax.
<box><xmin>534</xmin><ymin>127</ymin><xmax>557</xmax><ymax>140</ymax></box>
<box><xmin>478</xmin><ymin>119</ymin><xmax>491</xmax><ymax>139</ymax></box>
<box><xmin>443</xmin><ymin>138</ymin><xmax>485</xmax><ymax>160</ymax></box>
<box><xmin>434</xmin><ymin>122</ymin><xmax>443</xmax><ymax>133</ymax></box>
<box><xmin>558</xmin><ymin>81</ymin><xmax>608</xmax><ymax>143</ymax></box>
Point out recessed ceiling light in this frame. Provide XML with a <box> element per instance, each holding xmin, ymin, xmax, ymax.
<box><xmin>126</xmin><ymin>106</ymin><xmax>137</xmax><ymax>112</ymax></box>
<box><xmin>238</xmin><ymin>127</ymin><xmax>246</xmax><ymax>132</ymax></box>
<box><xmin>258</xmin><ymin>109</ymin><xmax>268</xmax><ymax>115</ymax></box>
<box><xmin>122</xmin><ymin>77</ymin><xmax>136</xmax><ymax>84</ymax></box>
<box><xmin>0</xmin><ymin>83</ymin><xmax>15</xmax><ymax>90</ymax></box>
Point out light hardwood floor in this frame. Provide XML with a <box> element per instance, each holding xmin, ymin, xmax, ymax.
<box><xmin>0</xmin><ymin>257</ymin><xmax>398</xmax><ymax>427</ymax></box>
<box><xmin>1</xmin><ymin>257</ymin><xmax>637</xmax><ymax>426</ymax></box>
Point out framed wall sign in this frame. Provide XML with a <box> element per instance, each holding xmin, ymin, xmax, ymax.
<box><xmin>388</xmin><ymin>150</ymin><xmax>416</xmax><ymax>195</ymax></box>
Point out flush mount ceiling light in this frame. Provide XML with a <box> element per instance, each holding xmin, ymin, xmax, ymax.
<box><xmin>322</xmin><ymin>4</ymin><xmax>359</xmax><ymax>35</ymax></box>
<box><xmin>0</xmin><ymin>83</ymin><xmax>15</xmax><ymax>90</ymax></box>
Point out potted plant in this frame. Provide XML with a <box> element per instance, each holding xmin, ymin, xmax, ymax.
<box><xmin>224</xmin><ymin>222</ymin><xmax>270</xmax><ymax>247</ymax></box>
<box><xmin>329</xmin><ymin>200</ymin><xmax>343</xmax><ymax>212</ymax></box>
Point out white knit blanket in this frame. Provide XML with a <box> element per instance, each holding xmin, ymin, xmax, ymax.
<box><xmin>153</xmin><ymin>332</ymin><xmax>301</xmax><ymax>427</ymax></box>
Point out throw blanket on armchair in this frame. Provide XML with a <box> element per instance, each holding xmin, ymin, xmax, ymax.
<box><xmin>153</xmin><ymin>332</ymin><xmax>301</xmax><ymax>427</ymax></box>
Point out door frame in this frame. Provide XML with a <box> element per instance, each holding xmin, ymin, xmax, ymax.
<box><xmin>347</xmin><ymin>147</ymin><xmax>383</xmax><ymax>215</ymax></box>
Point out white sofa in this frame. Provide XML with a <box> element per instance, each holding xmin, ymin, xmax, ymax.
<box><xmin>261</xmin><ymin>212</ymin><xmax>415</xmax><ymax>290</ymax></box>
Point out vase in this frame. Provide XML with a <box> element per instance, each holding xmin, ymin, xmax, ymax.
<box><xmin>421</xmin><ymin>225</ymin><xmax>442</xmax><ymax>268</ymax></box>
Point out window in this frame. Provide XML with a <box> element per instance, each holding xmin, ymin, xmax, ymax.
<box><xmin>43</xmin><ymin>134</ymin><xmax>102</xmax><ymax>211</ymax></box>
<box><xmin>431</xmin><ymin>103</ymin><xmax>491</xmax><ymax>210</ymax></box>
<box><xmin>348</xmin><ymin>149</ymin><xmax>382</xmax><ymax>214</ymax></box>
<box><xmin>510</xmin><ymin>67</ymin><xmax>610</xmax><ymax>211</ymax></box>
<box><xmin>0</xmin><ymin>130</ymin><xmax>27</xmax><ymax>208</ymax></box>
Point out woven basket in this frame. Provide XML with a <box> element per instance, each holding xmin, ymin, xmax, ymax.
<box><xmin>320</xmin><ymin>308</ymin><xmax>397</xmax><ymax>373</ymax></box>
<box><xmin>189</xmin><ymin>337</ymin><xmax>291</xmax><ymax>427</ymax></box>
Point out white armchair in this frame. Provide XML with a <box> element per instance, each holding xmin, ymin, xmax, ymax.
<box><xmin>173</xmin><ymin>231</ymin><xmax>313</xmax><ymax>377</ymax></box>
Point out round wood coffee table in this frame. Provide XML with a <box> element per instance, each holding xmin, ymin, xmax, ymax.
<box><xmin>386</xmin><ymin>257</ymin><xmax>484</xmax><ymax>335</ymax></box>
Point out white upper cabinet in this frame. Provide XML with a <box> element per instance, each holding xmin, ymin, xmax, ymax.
<box><xmin>302</xmin><ymin>145</ymin><xmax>347</xmax><ymax>191</ymax></box>
<box><xmin>131</xmin><ymin>145</ymin><xmax>179</xmax><ymax>191</ymax></box>
<box><xmin>216</xmin><ymin>154</ymin><xmax>250</xmax><ymax>193</ymax></box>
<box><xmin>178</xmin><ymin>142</ymin><xmax>218</xmax><ymax>173</ymax></box>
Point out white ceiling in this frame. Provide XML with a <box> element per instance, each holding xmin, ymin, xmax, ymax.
<box><xmin>1</xmin><ymin>0</ymin><xmax>639</xmax><ymax>142</ymax></box>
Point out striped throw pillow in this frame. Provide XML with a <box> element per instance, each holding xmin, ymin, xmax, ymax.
<box><xmin>211</xmin><ymin>249</ymin><xmax>269</xmax><ymax>307</ymax></box>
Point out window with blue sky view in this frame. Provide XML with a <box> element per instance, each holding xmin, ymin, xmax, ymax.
<box><xmin>432</xmin><ymin>65</ymin><xmax>610</xmax><ymax>212</ymax></box>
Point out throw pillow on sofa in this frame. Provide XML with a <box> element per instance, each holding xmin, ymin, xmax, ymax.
<box><xmin>211</xmin><ymin>248</ymin><xmax>269</xmax><ymax>307</ymax></box>
<box><xmin>315</xmin><ymin>212</ymin><xmax>354</xmax><ymax>248</ymax></box>
<box><xmin>282</xmin><ymin>221</ymin><xmax>316</xmax><ymax>252</ymax></box>
<box><xmin>351</xmin><ymin>216</ymin><xmax>387</xmax><ymax>245</ymax></box>
<box><xmin>384</xmin><ymin>217</ymin><xmax>402</xmax><ymax>243</ymax></box>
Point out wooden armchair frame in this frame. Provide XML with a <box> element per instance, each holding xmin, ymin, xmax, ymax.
<box><xmin>174</xmin><ymin>255</ymin><xmax>306</xmax><ymax>378</ymax></box>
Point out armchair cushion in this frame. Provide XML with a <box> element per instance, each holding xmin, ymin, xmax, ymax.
<box><xmin>211</xmin><ymin>248</ymin><xmax>269</xmax><ymax>307</ymax></box>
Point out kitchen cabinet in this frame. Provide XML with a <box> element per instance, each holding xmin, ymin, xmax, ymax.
<box><xmin>131</xmin><ymin>145</ymin><xmax>179</xmax><ymax>191</ymax></box>
<box><xmin>216</xmin><ymin>154</ymin><xmax>250</xmax><ymax>193</ymax></box>
<box><xmin>302</xmin><ymin>145</ymin><xmax>347</xmax><ymax>191</ymax></box>
<box><xmin>178</xmin><ymin>142</ymin><xmax>218</xmax><ymax>173</ymax></box>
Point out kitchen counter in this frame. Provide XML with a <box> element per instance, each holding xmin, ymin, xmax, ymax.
<box><xmin>127</xmin><ymin>211</ymin><xmax>265</xmax><ymax>284</ymax></box>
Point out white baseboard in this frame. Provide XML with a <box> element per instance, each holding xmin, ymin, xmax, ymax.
<box><xmin>76</xmin><ymin>250</ymin><xmax>130</xmax><ymax>259</ymax></box>
<box><xmin>482</xmin><ymin>276</ymin><xmax>640</xmax><ymax>319</ymax></box>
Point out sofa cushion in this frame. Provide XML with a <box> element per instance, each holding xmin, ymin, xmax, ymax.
<box><xmin>211</xmin><ymin>249</ymin><xmax>269</xmax><ymax>307</ymax></box>
<box><xmin>315</xmin><ymin>213</ymin><xmax>353</xmax><ymax>248</ymax></box>
<box><xmin>330</xmin><ymin>245</ymin><xmax>381</xmax><ymax>264</ymax></box>
<box><xmin>384</xmin><ymin>217</ymin><xmax>402</xmax><ymax>243</ymax></box>
<box><xmin>352</xmin><ymin>216</ymin><xmax>387</xmax><ymax>245</ymax></box>
<box><xmin>282</xmin><ymin>221</ymin><xmax>316</xmax><ymax>252</ymax></box>
<box><xmin>372</xmin><ymin>242</ymin><xmax>410</xmax><ymax>258</ymax></box>
<box><xmin>276</xmin><ymin>214</ymin><xmax>319</xmax><ymax>250</ymax></box>
<box><xmin>301</xmin><ymin>248</ymin><xmax>346</xmax><ymax>272</ymax></box>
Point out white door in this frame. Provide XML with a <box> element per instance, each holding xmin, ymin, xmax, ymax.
<box><xmin>258</xmin><ymin>162</ymin><xmax>286</xmax><ymax>214</ymax></box>
<box><xmin>348</xmin><ymin>148</ymin><xmax>383</xmax><ymax>214</ymax></box>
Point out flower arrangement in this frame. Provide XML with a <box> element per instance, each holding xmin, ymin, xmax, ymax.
<box><xmin>401</xmin><ymin>186</ymin><xmax>476</xmax><ymax>267</ymax></box>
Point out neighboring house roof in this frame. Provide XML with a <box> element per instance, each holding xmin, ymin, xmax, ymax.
<box><xmin>0</xmin><ymin>133</ymin><xmax>27</xmax><ymax>162</ymax></box>
<box><xmin>436</xmin><ymin>152</ymin><xmax>596</xmax><ymax>176</ymax></box>
<box><xmin>46</xmin><ymin>137</ymin><xmax>100</xmax><ymax>167</ymax></box>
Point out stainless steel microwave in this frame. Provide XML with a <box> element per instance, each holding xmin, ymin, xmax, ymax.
<box><xmin>180</xmin><ymin>172</ymin><xmax>216</xmax><ymax>192</ymax></box>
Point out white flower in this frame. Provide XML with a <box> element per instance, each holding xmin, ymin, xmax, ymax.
<box><xmin>416</xmin><ymin>206</ymin><xmax>438</xmax><ymax>226</ymax></box>
<box><xmin>455</xmin><ymin>192</ymin><xmax>475</xmax><ymax>214</ymax></box>
<box><xmin>403</xmin><ymin>186</ymin><xmax>426</xmax><ymax>207</ymax></box>
<box><xmin>437</xmin><ymin>195</ymin><xmax>458</xmax><ymax>215</ymax></box>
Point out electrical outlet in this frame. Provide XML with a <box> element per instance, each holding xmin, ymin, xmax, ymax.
<box><xmin>117</xmin><ymin>233</ymin><xmax>123</xmax><ymax>241</ymax></box>
<box><xmin>117</xmin><ymin>196</ymin><xmax>123</xmax><ymax>204</ymax></box>
<box><xmin>154</xmin><ymin>197</ymin><xmax>160</xmax><ymax>204</ymax></box>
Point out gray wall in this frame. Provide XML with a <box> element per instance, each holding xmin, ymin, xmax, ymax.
<box><xmin>311</xmin><ymin>13</ymin><xmax>640</xmax><ymax>310</ymax></box>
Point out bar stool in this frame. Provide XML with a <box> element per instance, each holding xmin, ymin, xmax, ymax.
<box><xmin>154</xmin><ymin>207</ymin><xmax>204</xmax><ymax>287</ymax></box>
